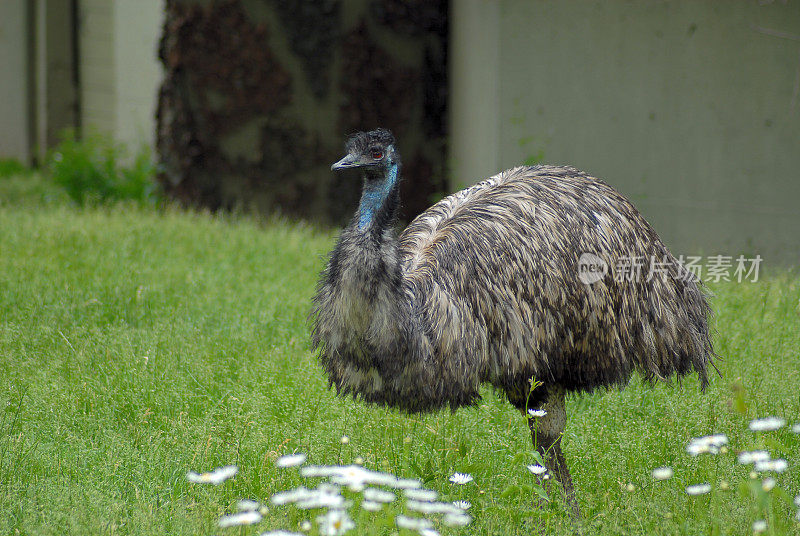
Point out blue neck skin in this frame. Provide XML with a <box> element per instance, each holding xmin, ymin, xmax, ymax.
<box><xmin>358</xmin><ymin>163</ymin><xmax>398</xmax><ymax>229</ymax></box>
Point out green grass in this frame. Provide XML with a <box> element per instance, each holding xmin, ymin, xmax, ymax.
<box><xmin>1</xmin><ymin>176</ymin><xmax>799</xmax><ymax>535</ymax></box>
<box><xmin>0</xmin><ymin>172</ymin><xmax>71</xmax><ymax>208</ymax></box>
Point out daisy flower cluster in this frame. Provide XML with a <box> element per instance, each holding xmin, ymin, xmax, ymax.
<box><xmin>186</xmin><ymin>452</ymin><xmax>474</xmax><ymax>535</ymax></box>
<box><xmin>685</xmin><ymin>433</ymin><xmax>729</xmax><ymax>456</ymax></box>
<box><xmin>647</xmin><ymin>414</ymin><xmax>800</xmax><ymax>531</ymax></box>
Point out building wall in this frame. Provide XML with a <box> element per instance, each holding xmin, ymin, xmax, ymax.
<box><xmin>114</xmin><ymin>0</ymin><xmax>165</xmax><ymax>149</ymax></box>
<box><xmin>451</xmin><ymin>0</ymin><xmax>800</xmax><ymax>266</ymax></box>
<box><xmin>36</xmin><ymin>0</ymin><xmax>79</xmax><ymax>153</ymax></box>
<box><xmin>79</xmin><ymin>0</ymin><xmax>164</xmax><ymax>149</ymax></box>
<box><xmin>0</xmin><ymin>0</ymin><xmax>31</xmax><ymax>161</ymax></box>
<box><xmin>79</xmin><ymin>0</ymin><xmax>116</xmax><ymax>136</ymax></box>
<box><xmin>0</xmin><ymin>1</ymin><xmax>164</xmax><ymax>163</ymax></box>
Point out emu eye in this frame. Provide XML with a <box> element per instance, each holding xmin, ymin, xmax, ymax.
<box><xmin>371</xmin><ymin>149</ymin><xmax>384</xmax><ymax>160</ymax></box>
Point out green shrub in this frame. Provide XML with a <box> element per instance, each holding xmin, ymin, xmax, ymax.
<box><xmin>46</xmin><ymin>130</ymin><xmax>161</xmax><ymax>206</ymax></box>
<box><xmin>0</xmin><ymin>158</ymin><xmax>27</xmax><ymax>178</ymax></box>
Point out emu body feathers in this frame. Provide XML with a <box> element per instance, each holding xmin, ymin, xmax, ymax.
<box><xmin>312</xmin><ymin>161</ymin><xmax>713</xmax><ymax>412</ymax></box>
<box><xmin>311</xmin><ymin>129</ymin><xmax>714</xmax><ymax>514</ymax></box>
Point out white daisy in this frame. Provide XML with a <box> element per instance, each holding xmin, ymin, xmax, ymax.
<box><xmin>317</xmin><ymin>509</ymin><xmax>354</xmax><ymax>536</ymax></box>
<box><xmin>363</xmin><ymin>487</ymin><xmax>395</xmax><ymax>503</ymax></box>
<box><xmin>419</xmin><ymin>530</ymin><xmax>440</xmax><ymax>536</ymax></box>
<box><xmin>761</xmin><ymin>477</ymin><xmax>776</xmax><ymax>492</ymax></box>
<box><xmin>651</xmin><ymin>466</ymin><xmax>674</xmax><ymax>480</ymax></box>
<box><xmin>685</xmin><ymin>483</ymin><xmax>712</xmax><ymax>496</ymax></box>
<box><xmin>528</xmin><ymin>409</ymin><xmax>547</xmax><ymax>418</ymax></box>
<box><xmin>271</xmin><ymin>486</ymin><xmax>313</xmax><ymax>506</ymax></box>
<box><xmin>186</xmin><ymin>464</ymin><xmax>238</xmax><ymax>485</ymax></box>
<box><xmin>792</xmin><ymin>423</ymin><xmax>800</xmax><ymax>434</ymax></box>
<box><xmin>704</xmin><ymin>433</ymin><xmax>728</xmax><ymax>446</ymax></box>
<box><xmin>271</xmin><ymin>485</ymin><xmax>346</xmax><ymax>509</ymax></box>
<box><xmin>340</xmin><ymin>435</ymin><xmax>349</xmax><ymax>445</ymax></box>
<box><xmin>749</xmin><ymin>417</ymin><xmax>786</xmax><ymax>432</ymax></box>
<box><xmin>443</xmin><ymin>512</ymin><xmax>472</xmax><ymax>526</ymax></box>
<box><xmin>300</xmin><ymin>465</ymin><xmax>340</xmax><ymax>478</ymax></box>
<box><xmin>297</xmin><ymin>491</ymin><xmax>348</xmax><ymax>510</ymax></box>
<box><xmin>395</xmin><ymin>515</ymin><xmax>434</xmax><ymax>531</ymax></box>
<box><xmin>404</xmin><ymin>488</ymin><xmax>438</xmax><ymax>502</ymax></box>
<box><xmin>388</xmin><ymin>477</ymin><xmax>423</xmax><ymax>489</ymax></box>
<box><xmin>686</xmin><ymin>443</ymin><xmax>712</xmax><ymax>456</ymax></box>
<box><xmin>737</xmin><ymin>450</ymin><xmax>771</xmax><ymax>465</ymax></box>
<box><xmin>328</xmin><ymin>466</ymin><xmax>382</xmax><ymax>491</ymax></box>
<box><xmin>361</xmin><ymin>500</ymin><xmax>383</xmax><ymax>511</ymax></box>
<box><xmin>300</xmin><ymin>520</ymin><xmax>312</xmax><ymax>531</ymax></box>
<box><xmin>752</xmin><ymin>520</ymin><xmax>767</xmax><ymax>533</ymax></box>
<box><xmin>453</xmin><ymin>500</ymin><xmax>471</xmax><ymax>510</ymax></box>
<box><xmin>449</xmin><ymin>472</ymin><xmax>473</xmax><ymax>485</ymax></box>
<box><xmin>527</xmin><ymin>464</ymin><xmax>547</xmax><ymax>475</ymax></box>
<box><xmin>276</xmin><ymin>453</ymin><xmax>307</xmax><ymax>468</ymax></box>
<box><xmin>260</xmin><ymin>531</ymin><xmax>305</xmax><ymax>536</ymax></box>
<box><xmin>301</xmin><ymin>464</ymin><xmax>398</xmax><ymax>490</ymax></box>
<box><xmin>754</xmin><ymin>459</ymin><xmax>788</xmax><ymax>473</ymax></box>
<box><xmin>217</xmin><ymin>510</ymin><xmax>262</xmax><ymax>528</ymax></box>
<box><xmin>236</xmin><ymin>499</ymin><xmax>260</xmax><ymax>511</ymax></box>
<box><xmin>406</xmin><ymin>500</ymin><xmax>463</xmax><ymax>515</ymax></box>
<box><xmin>794</xmin><ymin>493</ymin><xmax>800</xmax><ymax>507</ymax></box>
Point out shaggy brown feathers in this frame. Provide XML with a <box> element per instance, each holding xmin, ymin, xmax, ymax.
<box><xmin>398</xmin><ymin>165</ymin><xmax>714</xmax><ymax>409</ymax></box>
<box><xmin>312</xmin><ymin>159</ymin><xmax>714</xmax><ymax>412</ymax></box>
<box><xmin>311</xmin><ymin>129</ymin><xmax>715</xmax><ymax>515</ymax></box>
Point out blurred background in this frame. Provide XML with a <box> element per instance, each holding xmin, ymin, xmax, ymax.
<box><xmin>0</xmin><ymin>0</ymin><xmax>798</xmax><ymax>264</ymax></box>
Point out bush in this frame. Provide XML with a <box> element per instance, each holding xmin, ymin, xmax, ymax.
<box><xmin>46</xmin><ymin>130</ymin><xmax>161</xmax><ymax>207</ymax></box>
<box><xmin>0</xmin><ymin>158</ymin><xmax>28</xmax><ymax>178</ymax></box>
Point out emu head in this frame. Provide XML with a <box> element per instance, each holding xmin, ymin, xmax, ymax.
<box><xmin>332</xmin><ymin>129</ymin><xmax>401</xmax><ymax>229</ymax></box>
<box><xmin>331</xmin><ymin>128</ymin><xmax>400</xmax><ymax>177</ymax></box>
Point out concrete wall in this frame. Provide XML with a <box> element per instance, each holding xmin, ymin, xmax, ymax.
<box><xmin>79</xmin><ymin>0</ymin><xmax>164</xmax><ymax>150</ymax></box>
<box><xmin>1</xmin><ymin>0</ymin><xmax>80</xmax><ymax>163</ymax></box>
<box><xmin>451</xmin><ymin>0</ymin><xmax>800</xmax><ymax>266</ymax></box>
<box><xmin>0</xmin><ymin>0</ymin><xmax>164</xmax><ymax>164</ymax></box>
<box><xmin>0</xmin><ymin>0</ymin><xmax>31</xmax><ymax>161</ymax></box>
<box><xmin>36</xmin><ymin>0</ymin><xmax>79</xmax><ymax>154</ymax></box>
<box><xmin>79</xmin><ymin>0</ymin><xmax>115</xmax><ymax>136</ymax></box>
<box><xmin>113</xmin><ymin>0</ymin><xmax>164</xmax><ymax>149</ymax></box>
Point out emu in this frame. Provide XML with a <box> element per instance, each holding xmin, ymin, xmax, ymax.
<box><xmin>311</xmin><ymin>128</ymin><xmax>714</xmax><ymax>516</ymax></box>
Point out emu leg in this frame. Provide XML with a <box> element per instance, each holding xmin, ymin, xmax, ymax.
<box><xmin>527</xmin><ymin>386</ymin><xmax>579</xmax><ymax>518</ymax></box>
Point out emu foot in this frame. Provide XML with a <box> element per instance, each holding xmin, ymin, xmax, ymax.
<box><xmin>526</xmin><ymin>387</ymin><xmax>580</xmax><ymax>519</ymax></box>
<box><xmin>540</xmin><ymin>437</ymin><xmax>580</xmax><ymax>519</ymax></box>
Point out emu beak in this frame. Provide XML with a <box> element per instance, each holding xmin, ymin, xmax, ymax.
<box><xmin>331</xmin><ymin>154</ymin><xmax>360</xmax><ymax>171</ymax></box>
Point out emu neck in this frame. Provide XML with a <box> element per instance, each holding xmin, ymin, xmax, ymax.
<box><xmin>357</xmin><ymin>163</ymin><xmax>399</xmax><ymax>231</ymax></box>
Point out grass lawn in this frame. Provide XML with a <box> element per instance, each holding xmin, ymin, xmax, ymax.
<box><xmin>1</xmin><ymin>174</ymin><xmax>799</xmax><ymax>535</ymax></box>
